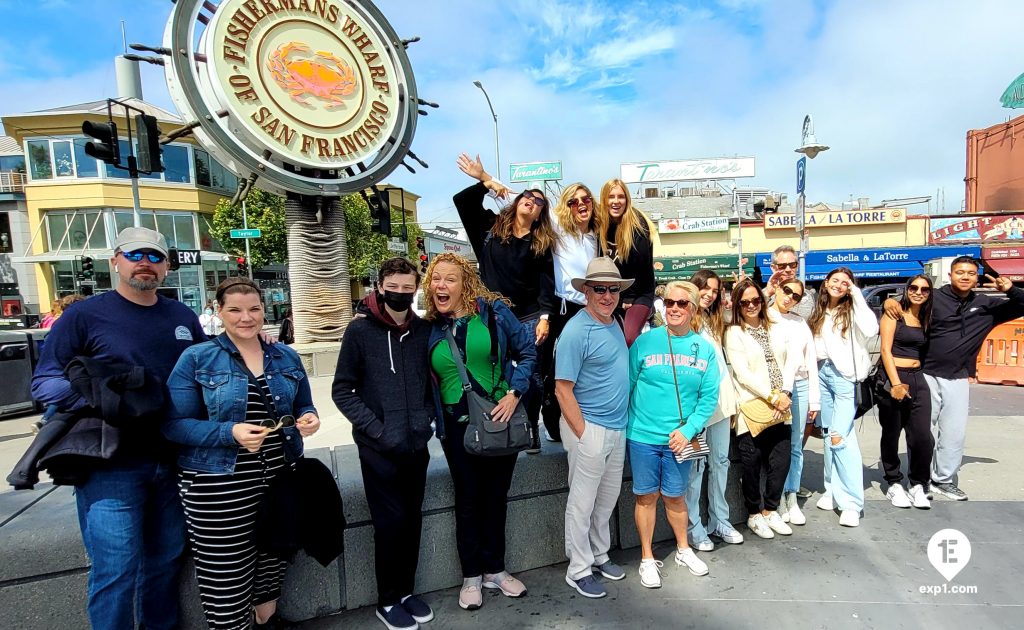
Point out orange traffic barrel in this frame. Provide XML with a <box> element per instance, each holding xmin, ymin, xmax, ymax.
<box><xmin>976</xmin><ymin>320</ymin><xmax>1024</xmax><ymax>386</ymax></box>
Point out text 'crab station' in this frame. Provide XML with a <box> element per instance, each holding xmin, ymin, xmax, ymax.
<box><xmin>220</xmin><ymin>0</ymin><xmax>396</xmax><ymax>160</ymax></box>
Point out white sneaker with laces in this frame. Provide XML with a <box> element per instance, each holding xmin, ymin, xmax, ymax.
<box><xmin>908</xmin><ymin>484</ymin><xmax>931</xmax><ymax>509</ymax></box>
<box><xmin>689</xmin><ymin>537</ymin><xmax>714</xmax><ymax>552</ymax></box>
<box><xmin>839</xmin><ymin>510</ymin><xmax>860</xmax><ymax>527</ymax></box>
<box><xmin>886</xmin><ymin>484</ymin><xmax>912</xmax><ymax>508</ymax></box>
<box><xmin>674</xmin><ymin>547</ymin><xmax>709</xmax><ymax>576</ymax></box>
<box><xmin>712</xmin><ymin>523</ymin><xmax>744</xmax><ymax>544</ymax></box>
<box><xmin>638</xmin><ymin>559</ymin><xmax>664</xmax><ymax>588</ymax></box>
<box><xmin>747</xmin><ymin>514</ymin><xmax>775</xmax><ymax>539</ymax></box>
<box><xmin>765</xmin><ymin>511</ymin><xmax>793</xmax><ymax>535</ymax></box>
<box><xmin>777</xmin><ymin>500</ymin><xmax>791</xmax><ymax>523</ymax></box>
<box><xmin>816</xmin><ymin>492</ymin><xmax>834</xmax><ymax>511</ymax></box>
<box><xmin>786</xmin><ymin>493</ymin><xmax>806</xmax><ymax>525</ymax></box>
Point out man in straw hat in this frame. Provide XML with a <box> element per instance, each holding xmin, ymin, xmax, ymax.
<box><xmin>555</xmin><ymin>256</ymin><xmax>633</xmax><ymax>599</ymax></box>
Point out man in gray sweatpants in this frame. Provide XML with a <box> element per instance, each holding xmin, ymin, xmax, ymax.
<box><xmin>555</xmin><ymin>257</ymin><xmax>633</xmax><ymax>599</ymax></box>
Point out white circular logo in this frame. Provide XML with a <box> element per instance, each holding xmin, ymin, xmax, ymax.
<box><xmin>205</xmin><ymin>1</ymin><xmax>401</xmax><ymax>169</ymax></box>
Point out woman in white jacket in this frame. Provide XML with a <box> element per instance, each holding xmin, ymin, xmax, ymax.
<box><xmin>807</xmin><ymin>267</ymin><xmax>879</xmax><ymax>528</ymax></box>
<box><xmin>768</xmin><ymin>279</ymin><xmax>820</xmax><ymax>526</ymax></box>
<box><xmin>684</xmin><ymin>270</ymin><xmax>743</xmax><ymax>550</ymax></box>
<box><xmin>724</xmin><ymin>279</ymin><xmax>794</xmax><ymax>540</ymax></box>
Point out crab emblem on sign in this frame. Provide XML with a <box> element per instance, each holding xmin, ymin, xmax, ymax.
<box><xmin>267</xmin><ymin>43</ymin><xmax>357</xmax><ymax>109</ymax></box>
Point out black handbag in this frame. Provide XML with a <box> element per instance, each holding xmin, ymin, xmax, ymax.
<box><xmin>444</xmin><ymin>313</ymin><xmax>531</xmax><ymax>457</ymax></box>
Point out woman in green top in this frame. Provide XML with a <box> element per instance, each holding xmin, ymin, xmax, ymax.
<box><xmin>627</xmin><ymin>281</ymin><xmax>720</xmax><ymax>588</ymax></box>
<box><xmin>424</xmin><ymin>253</ymin><xmax>537</xmax><ymax>611</ymax></box>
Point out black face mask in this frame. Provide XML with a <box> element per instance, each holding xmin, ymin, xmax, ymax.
<box><xmin>382</xmin><ymin>290</ymin><xmax>415</xmax><ymax>312</ymax></box>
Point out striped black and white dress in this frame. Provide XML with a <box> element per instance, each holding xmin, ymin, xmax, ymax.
<box><xmin>178</xmin><ymin>375</ymin><xmax>290</xmax><ymax>630</ymax></box>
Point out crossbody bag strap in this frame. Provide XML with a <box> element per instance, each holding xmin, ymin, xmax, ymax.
<box><xmin>213</xmin><ymin>336</ymin><xmax>279</xmax><ymax>418</ymax></box>
<box><xmin>443</xmin><ymin>325</ymin><xmax>474</xmax><ymax>394</ymax></box>
<box><xmin>666</xmin><ymin>328</ymin><xmax>686</xmax><ymax>428</ymax></box>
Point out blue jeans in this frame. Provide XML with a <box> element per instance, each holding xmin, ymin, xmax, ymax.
<box><xmin>818</xmin><ymin>361</ymin><xmax>865</xmax><ymax>512</ymax></box>
<box><xmin>784</xmin><ymin>378</ymin><xmax>810</xmax><ymax>494</ymax></box>
<box><xmin>75</xmin><ymin>459</ymin><xmax>186</xmax><ymax>630</ymax></box>
<box><xmin>685</xmin><ymin>418</ymin><xmax>731</xmax><ymax>541</ymax></box>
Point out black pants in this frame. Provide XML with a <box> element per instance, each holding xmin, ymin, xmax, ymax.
<box><xmin>358</xmin><ymin>443</ymin><xmax>429</xmax><ymax>607</ymax></box>
<box><xmin>876</xmin><ymin>367</ymin><xmax>933</xmax><ymax>488</ymax></box>
<box><xmin>440</xmin><ymin>412</ymin><xmax>519</xmax><ymax>577</ymax></box>
<box><xmin>736</xmin><ymin>422</ymin><xmax>791</xmax><ymax>514</ymax></box>
<box><xmin>539</xmin><ymin>301</ymin><xmax>585</xmax><ymax>441</ymax></box>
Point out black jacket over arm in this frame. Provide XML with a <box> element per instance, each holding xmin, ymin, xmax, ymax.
<box><xmin>453</xmin><ymin>182</ymin><xmax>555</xmax><ymax>319</ymax></box>
<box><xmin>923</xmin><ymin>285</ymin><xmax>1024</xmax><ymax>379</ymax></box>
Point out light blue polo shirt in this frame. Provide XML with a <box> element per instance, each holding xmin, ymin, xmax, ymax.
<box><xmin>555</xmin><ymin>308</ymin><xmax>629</xmax><ymax>430</ymax></box>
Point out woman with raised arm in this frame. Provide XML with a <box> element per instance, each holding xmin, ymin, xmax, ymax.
<box><xmin>808</xmin><ymin>267</ymin><xmax>879</xmax><ymax>527</ymax></box>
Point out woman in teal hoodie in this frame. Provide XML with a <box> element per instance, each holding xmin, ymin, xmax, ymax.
<box><xmin>627</xmin><ymin>281</ymin><xmax>720</xmax><ymax>588</ymax></box>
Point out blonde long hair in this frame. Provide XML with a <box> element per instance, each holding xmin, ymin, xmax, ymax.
<box><xmin>423</xmin><ymin>253</ymin><xmax>508</xmax><ymax>321</ymax></box>
<box><xmin>554</xmin><ymin>183</ymin><xmax>603</xmax><ymax>237</ymax></box>
<box><xmin>597</xmin><ymin>179</ymin><xmax>652</xmax><ymax>262</ymax></box>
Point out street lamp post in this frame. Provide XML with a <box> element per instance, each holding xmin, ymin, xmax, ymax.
<box><xmin>794</xmin><ymin>114</ymin><xmax>830</xmax><ymax>282</ymax></box>
<box><xmin>473</xmin><ymin>80</ymin><xmax>500</xmax><ymax>181</ymax></box>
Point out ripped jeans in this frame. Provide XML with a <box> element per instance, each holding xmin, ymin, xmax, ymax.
<box><xmin>817</xmin><ymin>360</ymin><xmax>864</xmax><ymax>513</ymax></box>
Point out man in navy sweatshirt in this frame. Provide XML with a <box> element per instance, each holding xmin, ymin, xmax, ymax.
<box><xmin>332</xmin><ymin>257</ymin><xmax>435</xmax><ymax>630</ymax></box>
<box><xmin>31</xmin><ymin>227</ymin><xmax>205</xmax><ymax>630</ymax></box>
<box><xmin>886</xmin><ymin>256</ymin><xmax>1024</xmax><ymax>501</ymax></box>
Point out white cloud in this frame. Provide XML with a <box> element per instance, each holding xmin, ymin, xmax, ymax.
<box><xmin>587</xmin><ymin>29</ymin><xmax>675</xmax><ymax>68</ymax></box>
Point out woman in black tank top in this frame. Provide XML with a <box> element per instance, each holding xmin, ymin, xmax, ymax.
<box><xmin>878</xmin><ymin>274</ymin><xmax>934</xmax><ymax>510</ymax></box>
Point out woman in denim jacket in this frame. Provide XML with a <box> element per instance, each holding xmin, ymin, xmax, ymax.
<box><xmin>164</xmin><ymin>278</ymin><xmax>319</xmax><ymax>630</ymax></box>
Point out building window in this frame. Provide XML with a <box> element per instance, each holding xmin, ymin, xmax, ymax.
<box><xmin>0</xmin><ymin>155</ymin><xmax>26</xmax><ymax>173</ymax></box>
<box><xmin>163</xmin><ymin>145</ymin><xmax>191</xmax><ymax>183</ymax></box>
<box><xmin>53</xmin><ymin>141</ymin><xmax>74</xmax><ymax>178</ymax></box>
<box><xmin>73</xmin><ymin>139</ymin><xmax>99</xmax><ymax>178</ymax></box>
<box><xmin>0</xmin><ymin>213</ymin><xmax>12</xmax><ymax>253</ymax></box>
<box><xmin>197</xmin><ymin>213</ymin><xmax>225</xmax><ymax>252</ymax></box>
<box><xmin>27</xmin><ymin>140</ymin><xmax>52</xmax><ymax>180</ymax></box>
<box><xmin>194</xmin><ymin>149</ymin><xmax>211</xmax><ymax>187</ymax></box>
<box><xmin>45</xmin><ymin>210</ymin><xmax>108</xmax><ymax>252</ymax></box>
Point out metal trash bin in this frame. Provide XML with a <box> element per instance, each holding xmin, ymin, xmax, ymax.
<box><xmin>0</xmin><ymin>331</ymin><xmax>37</xmax><ymax>418</ymax></box>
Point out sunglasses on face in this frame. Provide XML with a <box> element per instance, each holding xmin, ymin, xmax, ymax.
<box><xmin>588</xmin><ymin>284</ymin><xmax>621</xmax><ymax>295</ymax></box>
<box><xmin>566</xmin><ymin>196</ymin><xmax>593</xmax><ymax>209</ymax></box>
<box><xmin>739</xmin><ymin>298</ymin><xmax>762</xmax><ymax>309</ymax></box>
<box><xmin>781</xmin><ymin>285</ymin><xmax>804</xmax><ymax>303</ymax></box>
<box><xmin>522</xmin><ymin>194</ymin><xmax>547</xmax><ymax>208</ymax></box>
<box><xmin>663</xmin><ymin>298</ymin><xmax>692</xmax><ymax>309</ymax></box>
<box><xmin>256</xmin><ymin>415</ymin><xmax>296</xmax><ymax>432</ymax></box>
<box><xmin>907</xmin><ymin>285</ymin><xmax>931</xmax><ymax>295</ymax></box>
<box><xmin>121</xmin><ymin>250</ymin><xmax>166</xmax><ymax>263</ymax></box>
<box><xmin>774</xmin><ymin>262</ymin><xmax>799</xmax><ymax>270</ymax></box>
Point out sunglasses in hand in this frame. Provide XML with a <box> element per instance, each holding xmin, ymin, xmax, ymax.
<box><xmin>256</xmin><ymin>415</ymin><xmax>296</xmax><ymax>432</ymax></box>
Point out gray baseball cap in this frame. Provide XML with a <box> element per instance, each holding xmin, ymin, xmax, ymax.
<box><xmin>113</xmin><ymin>227</ymin><xmax>169</xmax><ymax>257</ymax></box>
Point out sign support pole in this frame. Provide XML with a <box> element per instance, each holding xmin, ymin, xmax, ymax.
<box><xmin>242</xmin><ymin>199</ymin><xmax>252</xmax><ymax>280</ymax></box>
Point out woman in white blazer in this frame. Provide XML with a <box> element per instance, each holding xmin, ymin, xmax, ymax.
<box><xmin>724</xmin><ymin>279</ymin><xmax>794</xmax><ymax>540</ymax></box>
<box><xmin>807</xmin><ymin>266</ymin><xmax>879</xmax><ymax>528</ymax></box>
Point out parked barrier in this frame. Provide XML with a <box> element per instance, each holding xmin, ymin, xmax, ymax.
<box><xmin>976</xmin><ymin>320</ymin><xmax>1024</xmax><ymax>386</ymax></box>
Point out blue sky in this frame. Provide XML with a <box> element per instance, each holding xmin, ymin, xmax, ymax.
<box><xmin>1</xmin><ymin>0</ymin><xmax>1021</xmax><ymax>228</ymax></box>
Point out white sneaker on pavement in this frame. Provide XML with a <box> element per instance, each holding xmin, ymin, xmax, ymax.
<box><xmin>816</xmin><ymin>492</ymin><xmax>834</xmax><ymax>511</ymax></box>
<box><xmin>765</xmin><ymin>511</ymin><xmax>793</xmax><ymax>535</ymax></box>
<box><xmin>908</xmin><ymin>484</ymin><xmax>931</xmax><ymax>509</ymax></box>
<box><xmin>886</xmin><ymin>484</ymin><xmax>912</xmax><ymax>508</ymax></box>
<box><xmin>786</xmin><ymin>493</ymin><xmax>806</xmax><ymax>525</ymax></box>
<box><xmin>711</xmin><ymin>522</ymin><xmax>744</xmax><ymax>544</ymax></box>
<box><xmin>778</xmin><ymin>500</ymin><xmax>791</xmax><ymax>523</ymax></box>
<box><xmin>747</xmin><ymin>514</ymin><xmax>775</xmax><ymax>539</ymax></box>
<box><xmin>839</xmin><ymin>510</ymin><xmax>860</xmax><ymax>527</ymax></box>
<box><xmin>674</xmin><ymin>548</ymin><xmax>709</xmax><ymax>576</ymax></box>
<box><xmin>638</xmin><ymin>559</ymin><xmax>664</xmax><ymax>588</ymax></box>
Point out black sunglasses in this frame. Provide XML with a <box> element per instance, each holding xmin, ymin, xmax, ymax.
<box><xmin>781</xmin><ymin>285</ymin><xmax>804</xmax><ymax>303</ymax></box>
<box><xmin>256</xmin><ymin>415</ymin><xmax>296</xmax><ymax>432</ymax></box>
<box><xmin>566</xmin><ymin>196</ymin><xmax>592</xmax><ymax>209</ymax></box>
<box><xmin>121</xmin><ymin>250</ymin><xmax>166</xmax><ymax>263</ymax></box>
<box><xmin>588</xmin><ymin>284</ymin><xmax>621</xmax><ymax>295</ymax></box>
<box><xmin>663</xmin><ymin>298</ymin><xmax>692</xmax><ymax>309</ymax></box>
<box><xmin>907</xmin><ymin>285</ymin><xmax>931</xmax><ymax>295</ymax></box>
<box><xmin>522</xmin><ymin>193</ymin><xmax>547</xmax><ymax>208</ymax></box>
<box><xmin>739</xmin><ymin>298</ymin><xmax>762</xmax><ymax>309</ymax></box>
<box><xmin>774</xmin><ymin>261</ymin><xmax>798</xmax><ymax>270</ymax></box>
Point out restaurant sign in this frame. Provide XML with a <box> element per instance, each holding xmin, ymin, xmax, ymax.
<box><xmin>653</xmin><ymin>254</ymin><xmax>753</xmax><ymax>280</ymax></box>
<box><xmin>509</xmin><ymin>161</ymin><xmax>562</xmax><ymax>183</ymax></box>
<box><xmin>765</xmin><ymin>208</ymin><xmax>906</xmax><ymax>230</ymax></box>
<box><xmin>658</xmin><ymin>217</ymin><xmax>730</xmax><ymax>234</ymax></box>
<box><xmin>620</xmin><ymin>157</ymin><xmax>755</xmax><ymax>184</ymax></box>
<box><xmin>929</xmin><ymin>213</ymin><xmax>1024</xmax><ymax>243</ymax></box>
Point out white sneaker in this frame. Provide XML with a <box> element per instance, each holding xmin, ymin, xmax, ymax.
<box><xmin>674</xmin><ymin>547</ymin><xmax>709</xmax><ymax>576</ymax></box>
<box><xmin>777</xmin><ymin>500</ymin><xmax>791</xmax><ymax>523</ymax></box>
<box><xmin>886</xmin><ymin>484</ymin><xmax>912</xmax><ymax>509</ymax></box>
<box><xmin>839</xmin><ymin>510</ymin><xmax>860</xmax><ymax>527</ymax></box>
<box><xmin>786</xmin><ymin>493</ymin><xmax>806</xmax><ymax>525</ymax></box>
<box><xmin>765</xmin><ymin>511</ymin><xmax>793</xmax><ymax>535</ymax></box>
<box><xmin>638</xmin><ymin>559</ymin><xmax>664</xmax><ymax>588</ymax></box>
<box><xmin>816</xmin><ymin>492</ymin><xmax>834</xmax><ymax>511</ymax></box>
<box><xmin>689</xmin><ymin>537</ymin><xmax>714</xmax><ymax>552</ymax></box>
<box><xmin>711</xmin><ymin>523</ymin><xmax>744</xmax><ymax>544</ymax></box>
<box><xmin>909</xmin><ymin>484</ymin><xmax>932</xmax><ymax>509</ymax></box>
<box><xmin>747</xmin><ymin>514</ymin><xmax>775</xmax><ymax>539</ymax></box>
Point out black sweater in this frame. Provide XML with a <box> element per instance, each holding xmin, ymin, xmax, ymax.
<box><xmin>603</xmin><ymin>221</ymin><xmax>656</xmax><ymax>308</ymax></box>
<box><xmin>331</xmin><ymin>294</ymin><xmax>435</xmax><ymax>454</ymax></box>
<box><xmin>453</xmin><ymin>183</ymin><xmax>556</xmax><ymax>319</ymax></box>
<box><xmin>923</xmin><ymin>284</ymin><xmax>1024</xmax><ymax>379</ymax></box>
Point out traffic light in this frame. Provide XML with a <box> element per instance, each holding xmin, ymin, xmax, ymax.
<box><xmin>82</xmin><ymin>120</ymin><xmax>120</xmax><ymax>165</ymax></box>
<box><xmin>81</xmin><ymin>256</ymin><xmax>94</xmax><ymax>279</ymax></box>
<box><xmin>368</xmin><ymin>190</ymin><xmax>392</xmax><ymax>236</ymax></box>
<box><xmin>135</xmin><ymin>114</ymin><xmax>163</xmax><ymax>173</ymax></box>
<box><xmin>419</xmin><ymin>253</ymin><xmax>429</xmax><ymax>274</ymax></box>
<box><xmin>236</xmin><ymin>257</ymin><xmax>248</xmax><ymax>275</ymax></box>
<box><xmin>415</xmin><ymin>236</ymin><xmax>428</xmax><ymax>273</ymax></box>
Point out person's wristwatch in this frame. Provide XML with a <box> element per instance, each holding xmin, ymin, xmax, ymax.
<box><xmin>507</xmin><ymin>389</ymin><xmax>522</xmax><ymax>399</ymax></box>
<box><xmin>782</xmin><ymin>390</ymin><xmax>792</xmax><ymax>398</ymax></box>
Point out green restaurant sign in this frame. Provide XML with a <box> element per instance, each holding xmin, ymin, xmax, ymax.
<box><xmin>1001</xmin><ymin>71</ymin><xmax>1024</xmax><ymax>109</ymax></box>
<box><xmin>653</xmin><ymin>254</ymin><xmax>754</xmax><ymax>280</ymax></box>
<box><xmin>509</xmin><ymin>161</ymin><xmax>563</xmax><ymax>183</ymax></box>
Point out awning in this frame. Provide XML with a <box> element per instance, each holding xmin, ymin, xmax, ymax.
<box><xmin>802</xmin><ymin>262</ymin><xmax>924</xmax><ymax>281</ymax></box>
<box><xmin>985</xmin><ymin>257</ymin><xmax>1024</xmax><ymax>281</ymax></box>
<box><xmin>654</xmin><ymin>254</ymin><xmax>755</xmax><ymax>282</ymax></box>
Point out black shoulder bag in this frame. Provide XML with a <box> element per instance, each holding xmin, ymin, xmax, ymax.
<box><xmin>444</xmin><ymin>309</ymin><xmax>531</xmax><ymax>456</ymax></box>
